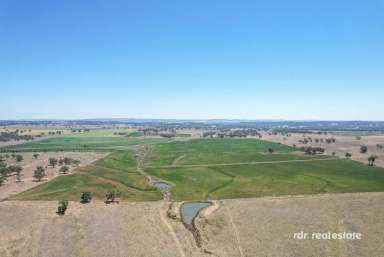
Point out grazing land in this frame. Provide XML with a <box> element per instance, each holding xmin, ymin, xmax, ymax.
<box><xmin>8</xmin><ymin>136</ymin><xmax>384</xmax><ymax>201</ymax></box>
<box><xmin>1</xmin><ymin>121</ymin><xmax>384</xmax><ymax>256</ymax></box>
<box><xmin>11</xmin><ymin>151</ymin><xmax>162</xmax><ymax>201</ymax></box>
<box><xmin>0</xmin><ymin>152</ymin><xmax>107</xmax><ymax>201</ymax></box>
<box><xmin>262</xmin><ymin>132</ymin><xmax>384</xmax><ymax>167</ymax></box>
<box><xmin>0</xmin><ymin>193</ymin><xmax>383</xmax><ymax>257</ymax></box>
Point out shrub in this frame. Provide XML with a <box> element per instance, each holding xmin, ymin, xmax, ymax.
<box><xmin>105</xmin><ymin>190</ymin><xmax>121</xmax><ymax>203</ymax></box>
<box><xmin>49</xmin><ymin>158</ymin><xmax>58</xmax><ymax>168</ymax></box>
<box><xmin>80</xmin><ymin>192</ymin><xmax>92</xmax><ymax>203</ymax></box>
<box><xmin>15</xmin><ymin>155</ymin><xmax>23</xmax><ymax>162</ymax></box>
<box><xmin>59</xmin><ymin>166</ymin><xmax>69</xmax><ymax>174</ymax></box>
<box><xmin>57</xmin><ymin>200</ymin><xmax>68</xmax><ymax>215</ymax></box>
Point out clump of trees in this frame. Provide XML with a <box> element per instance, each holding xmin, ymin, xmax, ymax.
<box><xmin>0</xmin><ymin>162</ymin><xmax>23</xmax><ymax>185</ymax></box>
<box><xmin>360</xmin><ymin>146</ymin><xmax>368</xmax><ymax>154</ymax></box>
<box><xmin>33</xmin><ymin>166</ymin><xmax>46</xmax><ymax>181</ymax></box>
<box><xmin>0</xmin><ymin>131</ymin><xmax>34</xmax><ymax>142</ymax></box>
<box><xmin>57</xmin><ymin>200</ymin><xmax>68</xmax><ymax>215</ymax></box>
<box><xmin>105</xmin><ymin>190</ymin><xmax>121</xmax><ymax>204</ymax></box>
<box><xmin>345</xmin><ymin>152</ymin><xmax>352</xmax><ymax>158</ymax></box>
<box><xmin>301</xmin><ymin>146</ymin><xmax>325</xmax><ymax>155</ymax></box>
<box><xmin>80</xmin><ymin>192</ymin><xmax>92</xmax><ymax>203</ymax></box>
<box><xmin>368</xmin><ymin>155</ymin><xmax>378</xmax><ymax>166</ymax></box>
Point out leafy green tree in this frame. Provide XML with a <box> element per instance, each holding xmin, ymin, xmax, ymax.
<box><xmin>15</xmin><ymin>155</ymin><xmax>23</xmax><ymax>162</ymax></box>
<box><xmin>80</xmin><ymin>192</ymin><xmax>92</xmax><ymax>203</ymax></box>
<box><xmin>33</xmin><ymin>153</ymin><xmax>39</xmax><ymax>159</ymax></box>
<box><xmin>105</xmin><ymin>190</ymin><xmax>121</xmax><ymax>203</ymax></box>
<box><xmin>57</xmin><ymin>200</ymin><xmax>68</xmax><ymax>215</ymax></box>
<box><xmin>368</xmin><ymin>155</ymin><xmax>378</xmax><ymax>166</ymax></box>
<box><xmin>360</xmin><ymin>146</ymin><xmax>368</xmax><ymax>154</ymax></box>
<box><xmin>49</xmin><ymin>158</ymin><xmax>58</xmax><ymax>168</ymax></box>
<box><xmin>63</xmin><ymin>157</ymin><xmax>73</xmax><ymax>165</ymax></box>
<box><xmin>345</xmin><ymin>152</ymin><xmax>352</xmax><ymax>158</ymax></box>
<box><xmin>33</xmin><ymin>166</ymin><xmax>46</xmax><ymax>182</ymax></box>
<box><xmin>268</xmin><ymin>148</ymin><xmax>274</xmax><ymax>154</ymax></box>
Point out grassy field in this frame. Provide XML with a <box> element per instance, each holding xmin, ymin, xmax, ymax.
<box><xmin>12</xmin><ymin>151</ymin><xmax>162</xmax><ymax>201</ymax></box>
<box><xmin>144</xmin><ymin>139</ymin><xmax>384</xmax><ymax>200</ymax></box>
<box><xmin>8</xmin><ymin>137</ymin><xmax>384</xmax><ymax>201</ymax></box>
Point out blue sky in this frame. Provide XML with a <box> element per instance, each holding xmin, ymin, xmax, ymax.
<box><xmin>1</xmin><ymin>0</ymin><xmax>383</xmax><ymax>120</ymax></box>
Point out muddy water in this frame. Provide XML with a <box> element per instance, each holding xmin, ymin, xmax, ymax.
<box><xmin>181</xmin><ymin>202</ymin><xmax>212</xmax><ymax>225</ymax></box>
<box><xmin>153</xmin><ymin>181</ymin><xmax>172</xmax><ymax>190</ymax></box>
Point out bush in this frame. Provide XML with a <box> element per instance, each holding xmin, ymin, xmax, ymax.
<box><xmin>15</xmin><ymin>155</ymin><xmax>23</xmax><ymax>162</ymax></box>
<box><xmin>57</xmin><ymin>200</ymin><xmax>68</xmax><ymax>215</ymax></box>
<box><xmin>59</xmin><ymin>166</ymin><xmax>69</xmax><ymax>174</ymax></box>
<box><xmin>105</xmin><ymin>190</ymin><xmax>121</xmax><ymax>203</ymax></box>
<box><xmin>80</xmin><ymin>192</ymin><xmax>92</xmax><ymax>203</ymax></box>
<box><xmin>49</xmin><ymin>158</ymin><xmax>58</xmax><ymax>167</ymax></box>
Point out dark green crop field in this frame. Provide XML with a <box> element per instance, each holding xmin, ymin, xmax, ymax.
<box><xmin>8</xmin><ymin>136</ymin><xmax>384</xmax><ymax>201</ymax></box>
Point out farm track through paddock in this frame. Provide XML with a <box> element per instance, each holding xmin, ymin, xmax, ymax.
<box><xmin>145</xmin><ymin>157</ymin><xmax>340</xmax><ymax>168</ymax></box>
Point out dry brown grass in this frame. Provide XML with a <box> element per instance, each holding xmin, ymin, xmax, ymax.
<box><xmin>197</xmin><ymin>193</ymin><xmax>384</xmax><ymax>257</ymax></box>
<box><xmin>262</xmin><ymin>132</ymin><xmax>384</xmax><ymax>167</ymax></box>
<box><xmin>1</xmin><ymin>193</ymin><xmax>383</xmax><ymax>257</ymax></box>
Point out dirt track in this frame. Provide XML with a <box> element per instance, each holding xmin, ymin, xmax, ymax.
<box><xmin>1</xmin><ymin>192</ymin><xmax>383</xmax><ymax>257</ymax></box>
<box><xmin>147</xmin><ymin>157</ymin><xmax>338</xmax><ymax>169</ymax></box>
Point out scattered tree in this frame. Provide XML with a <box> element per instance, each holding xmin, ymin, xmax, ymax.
<box><xmin>73</xmin><ymin>159</ymin><xmax>81</xmax><ymax>166</ymax></box>
<box><xmin>105</xmin><ymin>190</ymin><xmax>121</xmax><ymax>203</ymax></box>
<box><xmin>33</xmin><ymin>166</ymin><xmax>46</xmax><ymax>181</ymax></box>
<box><xmin>33</xmin><ymin>153</ymin><xmax>39</xmax><ymax>159</ymax></box>
<box><xmin>57</xmin><ymin>200</ymin><xmax>68</xmax><ymax>215</ymax></box>
<box><xmin>360</xmin><ymin>146</ymin><xmax>368</xmax><ymax>154</ymax></box>
<box><xmin>49</xmin><ymin>158</ymin><xmax>58</xmax><ymax>168</ymax></box>
<box><xmin>80</xmin><ymin>192</ymin><xmax>92</xmax><ymax>203</ymax></box>
<box><xmin>268</xmin><ymin>148</ymin><xmax>274</xmax><ymax>154</ymax></box>
<box><xmin>59</xmin><ymin>166</ymin><xmax>69</xmax><ymax>174</ymax></box>
<box><xmin>63</xmin><ymin>157</ymin><xmax>72</xmax><ymax>165</ymax></box>
<box><xmin>368</xmin><ymin>155</ymin><xmax>378</xmax><ymax>166</ymax></box>
<box><xmin>15</xmin><ymin>154</ymin><xmax>23</xmax><ymax>162</ymax></box>
<box><xmin>345</xmin><ymin>152</ymin><xmax>352</xmax><ymax>158</ymax></box>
